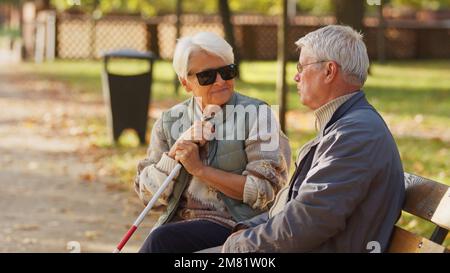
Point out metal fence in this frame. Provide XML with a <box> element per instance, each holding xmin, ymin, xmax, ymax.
<box><xmin>33</xmin><ymin>13</ymin><xmax>450</xmax><ymax>61</ymax></box>
<box><xmin>57</xmin><ymin>14</ymin><xmax>148</xmax><ymax>59</ymax></box>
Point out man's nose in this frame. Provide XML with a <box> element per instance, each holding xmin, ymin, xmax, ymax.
<box><xmin>294</xmin><ymin>72</ymin><xmax>301</xmax><ymax>83</ymax></box>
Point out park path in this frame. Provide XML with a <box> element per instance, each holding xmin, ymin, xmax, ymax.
<box><xmin>0</xmin><ymin>66</ymin><xmax>158</xmax><ymax>253</ymax></box>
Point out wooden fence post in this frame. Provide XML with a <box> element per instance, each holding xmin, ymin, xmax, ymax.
<box><xmin>276</xmin><ymin>0</ymin><xmax>288</xmax><ymax>133</ymax></box>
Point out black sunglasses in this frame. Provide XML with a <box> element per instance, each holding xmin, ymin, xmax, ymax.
<box><xmin>194</xmin><ymin>64</ymin><xmax>238</xmax><ymax>86</ymax></box>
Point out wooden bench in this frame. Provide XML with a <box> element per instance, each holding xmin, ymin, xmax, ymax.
<box><xmin>388</xmin><ymin>173</ymin><xmax>450</xmax><ymax>253</ymax></box>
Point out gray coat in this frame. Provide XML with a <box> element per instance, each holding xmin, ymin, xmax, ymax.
<box><xmin>222</xmin><ymin>92</ymin><xmax>405</xmax><ymax>253</ymax></box>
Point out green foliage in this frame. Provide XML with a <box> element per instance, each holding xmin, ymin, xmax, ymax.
<box><xmin>48</xmin><ymin>0</ymin><xmax>450</xmax><ymax>16</ymax></box>
<box><xmin>0</xmin><ymin>0</ymin><xmax>24</xmax><ymax>5</ymax></box>
<box><xmin>389</xmin><ymin>0</ymin><xmax>450</xmax><ymax>10</ymax></box>
<box><xmin>50</xmin><ymin>0</ymin><xmax>217</xmax><ymax>16</ymax></box>
<box><xmin>229</xmin><ymin>0</ymin><xmax>280</xmax><ymax>15</ymax></box>
<box><xmin>45</xmin><ymin>0</ymin><xmax>447</xmax><ymax>19</ymax></box>
<box><xmin>296</xmin><ymin>0</ymin><xmax>333</xmax><ymax>15</ymax></box>
<box><xmin>0</xmin><ymin>26</ymin><xmax>20</xmax><ymax>38</ymax></box>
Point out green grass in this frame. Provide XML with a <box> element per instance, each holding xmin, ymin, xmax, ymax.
<box><xmin>0</xmin><ymin>27</ymin><xmax>20</xmax><ymax>39</ymax></box>
<box><xmin>365</xmin><ymin>61</ymin><xmax>450</xmax><ymax>118</ymax></box>
<box><xmin>18</xmin><ymin>59</ymin><xmax>450</xmax><ymax>114</ymax></box>
<box><xmin>15</xmin><ymin>59</ymin><xmax>450</xmax><ymax>179</ymax></box>
<box><xmin>16</xmin><ymin>59</ymin><xmax>190</xmax><ymax>102</ymax></box>
<box><xmin>12</xmin><ymin>59</ymin><xmax>450</xmax><ymax>247</ymax></box>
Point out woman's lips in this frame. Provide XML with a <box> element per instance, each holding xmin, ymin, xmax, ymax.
<box><xmin>210</xmin><ymin>88</ymin><xmax>228</xmax><ymax>94</ymax></box>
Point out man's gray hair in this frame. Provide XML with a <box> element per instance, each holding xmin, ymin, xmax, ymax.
<box><xmin>173</xmin><ymin>32</ymin><xmax>234</xmax><ymax>79</ymax></box>
<box><xmin>295</xmin><ymin>25</ymin><xmax>370</xmax><ymax>86</ymax></box>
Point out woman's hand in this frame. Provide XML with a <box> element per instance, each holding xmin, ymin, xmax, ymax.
<box><xmin>166</xmin><ymin>117</ymin><xmax>245</xmax><ymax>200</ymax></box>
<box><xmin>168</xmin><ymin>120</ymin><xmax>214</xmax><ymax>158</ymax></box>
<box><xmin>174</xmin><ymin>140</ymin><xmax>205</xmax><ymax>176</ymax></box>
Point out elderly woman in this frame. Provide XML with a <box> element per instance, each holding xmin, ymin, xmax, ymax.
<box><xmin>134</xmin><ymin>32</ymin><xmax>291</xmax><ymax>253</ymax></box>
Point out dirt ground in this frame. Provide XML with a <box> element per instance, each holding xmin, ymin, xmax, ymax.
<box><xmin>0</xmin><ymin>66</ymin><xmax>159</xmax><ymax>253</ymax></box>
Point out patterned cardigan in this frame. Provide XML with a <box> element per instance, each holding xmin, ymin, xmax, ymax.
<box><xmin>134</xmin><ymin>96</ymin><xmax>291</xmax><ymax>228</ymax></box>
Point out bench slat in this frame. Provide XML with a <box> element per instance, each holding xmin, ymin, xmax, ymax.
<box><xmin>388</xmin><ymin>226</ymin><xmax>448</xmax><ymax>253</ymax></box>
<box><xmin>404</xmin><ymin>173</ymin><xmax>450</xmax><ymax>230</ymax></box>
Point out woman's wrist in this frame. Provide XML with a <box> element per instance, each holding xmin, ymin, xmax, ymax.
<box><xmin>156</xmin><ymin>152</ymin><xmax>180</xmax><ymax>175</ymax></box>
<box><xmin>192</xmin><ymin>164</ymin><xmax>208</xmax><ymax>178</ymax></box>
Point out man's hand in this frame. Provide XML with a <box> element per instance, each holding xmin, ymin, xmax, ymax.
<box><xmin>230</xmin><ymin>229</ymin><xmax>246</xmax><ymax>237</ymax></box>
<box><xmin>221</xmin><ymin>229</ymin><xmax>246</xmax><ymax>253</ymax></box>
<box><xmin>174</xmin><ymin>140</ymin><xmax>205</xmax><ymax>176</ymax></box>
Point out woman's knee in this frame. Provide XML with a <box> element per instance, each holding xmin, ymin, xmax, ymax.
<box><xmin>139</xmin><ymin>226</ymin><xmax>171</xmax><ymax>253</ymax></box>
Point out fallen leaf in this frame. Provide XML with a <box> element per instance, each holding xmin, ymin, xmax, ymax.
<box><xmin>13</xmin><ymin>224</ymin><xmax>40</xmax><ymax>231</ymax></box>
<box><xmin>27</xmin><ymin>162</ymin><xmax>38</xmax><ymax>170</ymax></box>
<box><xmin>84</xmin><ymin>230</ymin><xmax>100</xmax><ymax>240</ymax></box>
<box><xmin>22</xmin><ymin>238</ymin><xmax>38</xmax><ymax>245</ymax></box>
<box><xmin>413</xmin><ymin>162</ymin><xmax>424</xmax><ymax>173</ymax></box>
<box><xmin>80</xmin><ymin>172</ymin><xmax>96</xmax><ymax>182</ymax></box>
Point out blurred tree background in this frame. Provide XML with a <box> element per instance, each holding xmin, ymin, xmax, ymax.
<box><xmin>2</xmin><ymin>0</ymin><xmax>449</xmax><ymax>18</ymax></box>
<box><xmin>46</xmin><ymin>0</ymin><xmax>450</xmax><ymax>16</ymax></box>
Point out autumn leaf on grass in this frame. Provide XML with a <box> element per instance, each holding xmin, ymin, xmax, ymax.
<box><xmin>413</xmin><ymin>162</ymin><xmax>425</xmax><ymax>173</ymax></box>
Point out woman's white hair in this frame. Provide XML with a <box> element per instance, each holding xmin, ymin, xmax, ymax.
<box><xmin>173</xmin><ymin>32</ymin><xmax>234</xmax><ymax>79</ymax></box>
<box><xmin>295</xmin><ymin>25</ymin><xmax>370</xmax><ymax>86</ymax></box>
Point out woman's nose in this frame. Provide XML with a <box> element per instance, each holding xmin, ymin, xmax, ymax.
<box><xmin>214</xmin><ymin>73</ymin><xmax>225</xmax><ymax>85</ymax></box>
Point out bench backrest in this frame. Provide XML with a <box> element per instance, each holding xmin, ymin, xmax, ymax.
<box><xmin>388</xmin><ymin>173</ymin><xmax>450</xmax><ymax>253</ymax></box>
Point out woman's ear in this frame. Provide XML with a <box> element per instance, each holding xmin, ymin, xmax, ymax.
<box><xmin>180</xmin><ymin>77</ymin><xmax>192</xmax><ymax>93</ymax></box>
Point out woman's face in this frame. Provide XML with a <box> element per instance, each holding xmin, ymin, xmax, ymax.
<box><xmin>182</xmin><ymin>50</ymin><xmax>234</xmax><ymax>109</ymax></box>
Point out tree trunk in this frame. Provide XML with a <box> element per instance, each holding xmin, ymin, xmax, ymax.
<box><xmin>333</xmin><ymin>0</ymin><xmax>365</xmax><ymax>32</ymax></box>
<box><xmin>218</xmin><ymin>0</ymin><xmax>240</xmax><ymax>77</ymax></box>
<box><xmin>287</xmin><ymin>0</ymin><xmax>297</xmax><ymax>21</ymax></box>
<box><xmin>377</xmin><ymin>0</ymin><xmax>386</xmax><ymax>63</ymax></box>
<box><xmin>276</xmin><ymin>0</ymin><xmax>288</xmax><ymax>133</ymax></box>
<box><xmin>35</xmin><ymin>0</ymin><xmax>51</xmax><ymax>12</ymax></box>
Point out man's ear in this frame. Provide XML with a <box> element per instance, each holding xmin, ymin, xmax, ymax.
<box><xmin>324</xmin><ymin>61</ymin><xmax>338</xmax><ymax>83</ymax></box>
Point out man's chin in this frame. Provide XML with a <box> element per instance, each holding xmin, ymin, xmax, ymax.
<box><xmin>299</xmin><ymin>94</ymin><xmax>307</xmax><ymax>105</ymax></box>
<box><xmin>299</xmin><ymin>96</ymin><xmax>314</xmax><ymax>109</ymax></box>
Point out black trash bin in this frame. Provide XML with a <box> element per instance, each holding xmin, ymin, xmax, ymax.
<box><xmin>102</xmin><ymin>49</ymin><xmax>156</xmax><ymax>145</ymax></box>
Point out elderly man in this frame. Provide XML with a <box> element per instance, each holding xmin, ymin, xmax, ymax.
<box><xmin>220</xmin><ymin>25</ymin><xmax>405</xmax><ymax>253</ymax></box>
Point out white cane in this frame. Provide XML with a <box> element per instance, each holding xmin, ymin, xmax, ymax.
<box><xmin>113</xmin><ymin>163</ymin><xmax>182</xmax><ymax>253</ymax></box>
<box><xmin>113</xmin><ymin>113</ymin><xmax>215</xmax><ymax>253</ymax></box>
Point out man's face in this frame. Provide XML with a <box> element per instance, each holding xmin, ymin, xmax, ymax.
<box><xmin>294</xmin><ymin>48</ymin><xmax>326</xmax><ymax>110</ymax></box>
